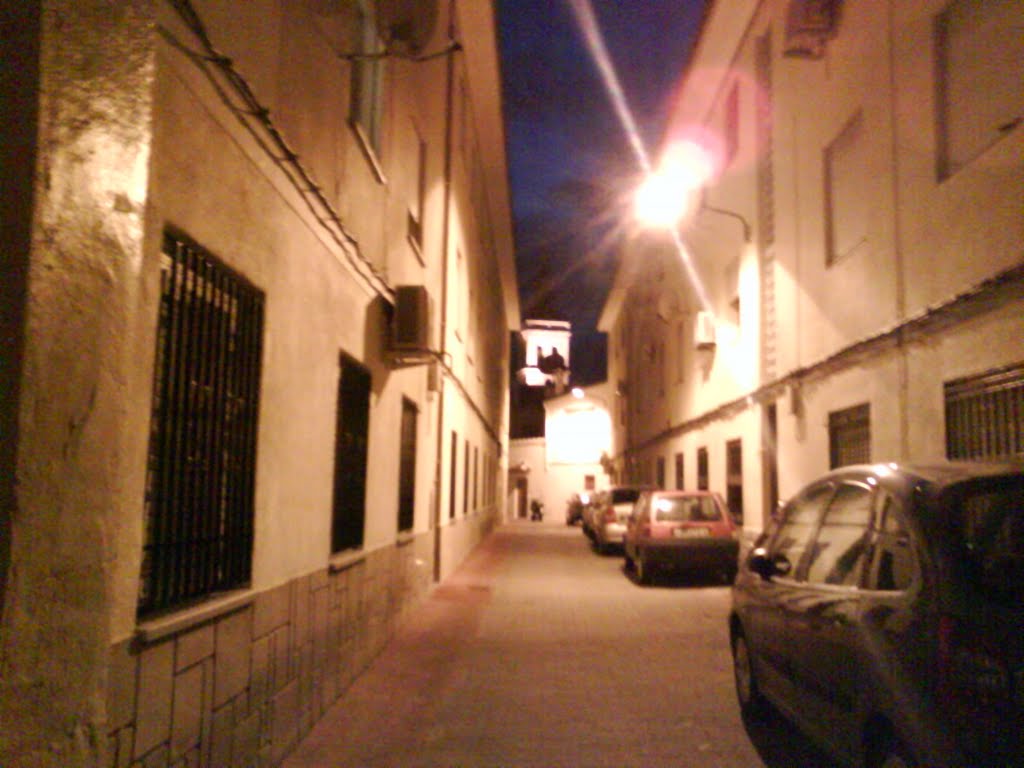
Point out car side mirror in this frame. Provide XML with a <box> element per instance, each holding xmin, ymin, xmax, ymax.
<box><xmin>748</xmin><ymin>547</ymin><xmax>791</xmax><ymax>580</ymax></box>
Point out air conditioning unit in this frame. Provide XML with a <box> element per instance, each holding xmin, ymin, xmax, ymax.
<box><xmin>695</xmin><ymin>311</ymin><xmax>717</xmax><ymax>349</ymax></box>
<box><xmin>379</xmin><ymin>0</ymin><xmax>439</xmax><ymax>56</ymax></box>
<box><xmin>391</xmin><ymin>285</ymin><xmax>431</xmax><ymax>352</ymax></box>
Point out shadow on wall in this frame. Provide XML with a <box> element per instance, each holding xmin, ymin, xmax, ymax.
<box><xmin>0</xmin><ymin>0</ymin><xmax>42</xmax><ymax>617</ymax></box>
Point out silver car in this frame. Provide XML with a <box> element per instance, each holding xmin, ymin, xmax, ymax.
<box><xmin>587</xmin><ymin>485</ymin><xmax>654</xmax><ymax>553</ymax></box>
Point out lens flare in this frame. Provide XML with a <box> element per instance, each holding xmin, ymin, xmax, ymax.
<box><xmin>565</xmin><ymin>0</ymin><xmax>712</xmax><ymax>312</ymax></box>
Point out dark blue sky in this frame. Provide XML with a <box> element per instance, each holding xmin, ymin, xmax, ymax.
<box><xmin>497</xmin><ymin>0</ymin><xmax>706</xmax><ymax>381</ymax></box>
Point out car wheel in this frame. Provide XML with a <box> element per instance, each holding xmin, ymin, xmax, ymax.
<box><xmin>732</xmin><ymin>631</ymin><xmax>765</xmax><ymax>720</ymax></box>
<box><xmin>623</xmin><ymin>547</ymin><xmax>634</xmax><ymax>570</ymax></box>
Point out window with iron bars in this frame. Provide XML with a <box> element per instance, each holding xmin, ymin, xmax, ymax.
<box><xmin>829</xmin><ymin>403</ymin><xmax>870</xmax><ymax>469</ymax></box>
<box><xmin>945</xmin><ymin>362</ymin><xmax>1024</xmax><ymax>460</ymax></box>
<box><xmin>139</xmin><ymin>230</ymin><xmax>264</xmax><ymax>617</ymax></box>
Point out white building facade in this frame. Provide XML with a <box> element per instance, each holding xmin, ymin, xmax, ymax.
<box><xmin>1</xmin><ymin>2</ymin><xmax>518</xmax><ymax>766</ymax></box>
<box><xmin>601</xmin><ymin>0</ymin><xmax>1024</xmax><ymax>540</ymax></box>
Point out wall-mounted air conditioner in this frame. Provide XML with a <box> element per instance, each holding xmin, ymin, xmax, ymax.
<box><xmin>391</xmin><ymin>285</ymin><xmax>431</xmax><ymax>353</ymax></box>
<box><xmin>695</xmin><ymin>311</ymin><xmax>717</xmax><ymax>349</ymax></box>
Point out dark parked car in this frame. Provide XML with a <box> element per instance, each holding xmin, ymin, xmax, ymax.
<box><xmin>729</xmin><ymin>461</ymin><xmax>1024</xmax><ymax>768</ymax></box>
<box><xmin>623</xmin><ymin>489</ymin><xmax>739</xmax><ymax>584</ymax></box>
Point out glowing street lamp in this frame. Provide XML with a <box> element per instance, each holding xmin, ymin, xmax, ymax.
<box><xmin>633</xmin><ymin>139</ymin><xmax>716</xmax><ymax>230</ymax></box>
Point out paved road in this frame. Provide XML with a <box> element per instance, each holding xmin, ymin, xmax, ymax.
<box><xmin>283</xmin><ymin>520</ymin><xmax>837</xmax><ymax>768</ymax></box>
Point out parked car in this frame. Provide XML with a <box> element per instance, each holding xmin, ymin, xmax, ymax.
<box><xmin>624</xmin><ymin>489</ymin><xmax>739</xmax><ymax>584</ymax></box>
<box><xmin>729</xmin><ymin>461</ymin><xmax>1024</xmax><ymax>768</ymax></box>
<box><xmin>585</xmin><ymin>485</ymin><xmax>654</xmax><ymax>553</ymax></box>
<box><xmin>565</xmin><ymin>492</ymin><xmax>591</xmax><ymax>526</ymax></box>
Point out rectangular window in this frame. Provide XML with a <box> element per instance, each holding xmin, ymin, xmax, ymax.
<box><xmin>674</xmin><ymin>452</ymin><xmax>684</xmax><ymax>490</ymax></box>
<box><xmin>726</xmin><ymin>439</ymin><xmax>744</xmax><ymax>524</ymax></box>
<box><xmin>449</xmin><ymin>431</ymin><xmax>458</xmax><ymax>519</ymax></box>
<box><xmin>656</xmin><ymin>456</ymin><xmax>666</xmax><ymax>488</ymax></box>
<box><xmin>755</xmin><ymin>30</ymin><xmax>775</xmax><ymax>248</ymax></box>
<box><xmin>824</xmin><ymin>110</ymin><xmax>868</xmax><ymax>265</ymax></box>
<box><xmin>697</xmin><ymin>447</ymin><xmax>709</xmax><ymax>490</ymax></box>
<box><xmin>331</xmin><ymin>354</ymin><xmax>371</xmax><ymax>553</ymax></box>
<box><xmin>945</xmin><ymin>362</ymin><xmax>1024</xmax><ymax>460</ymax></box>
<box><xmin>397</xmin><ymin>398</ymin><xmax>418</xmax><ymax>532</ymax></box>
<box><xmin>935</xmin><ymin>0</ymin><xmax>1024</xmax><ymax>180</ymax></box>
<box><xmin>140</xmin><ymin>231</ymin><xmax>264</xmax><ymax>617</ymax></box>
<box><xmin>407</xmin><ymin>128</ymin><xmax>426</xmax><ymax>255</ymax></box>
<box><xmin>473</xmin><ymin>446</ymin><xmax>479</xmax><ymax>510</ymax></box>
<box><xmin>463</xmin><ymin>438</ymin><xmax>470</xmax><ymax>515</ymax></box>
<box><xmin>349</xmin><ymin>0</ymin><xmax>385</xmax><ymax>157</ymax></box>
<box><xmin>724</xmin><ymin>81</ymin><xmax>740</xmax><ymax>167</ymax></box>
<box><xmin>829</xmin><ymin>403</ymin><xmax>871</xmax><ymax>469</ymax></box>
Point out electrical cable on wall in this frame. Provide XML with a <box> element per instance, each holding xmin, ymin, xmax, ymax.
<box><xmin>162</xmin><ymin>0</ymin><xmax>393</xmax><ymax>300</ymax></box>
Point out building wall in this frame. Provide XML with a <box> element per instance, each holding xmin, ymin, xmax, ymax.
<box><xmin>602</xmin><ymin>0</ymin><xmax>1024</xmax><ymax>539</ymax></box>
<box><xmin>2</xmin><ymin>1</ymin><xmax>517</xmax><ymax>766</ymax></box>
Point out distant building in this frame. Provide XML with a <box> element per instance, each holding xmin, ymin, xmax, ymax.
<box><xmin>1</xmin><ymin>2</ymin><xmax>517</xmax><ymax>765</ymax></box>
<box><xmin>602</xmin><ymin>0</ymin><xmax>1024</xmax><ymax>540</ymax></box>
<box><xmin>508</xmin><ymin>321</ymin><xmax>613</xmax><ymax>518</ymax></box>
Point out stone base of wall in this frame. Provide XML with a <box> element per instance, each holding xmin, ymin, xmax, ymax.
<box><xmin>106</xmin><ymin>532</ymin><xmax>435</xmax><ymax>768</ymax></box>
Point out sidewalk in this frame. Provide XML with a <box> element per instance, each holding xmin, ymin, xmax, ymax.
<box><xmin>281</xmin><ymin>520</ymin><xmax>768</xmax><ymax>768</ymax></box>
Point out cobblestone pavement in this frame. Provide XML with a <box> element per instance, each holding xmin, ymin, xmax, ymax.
<box><xmin>282</xmin><ymin>520</ymin><xmax>838</xmax><ymax>768</ymax></box>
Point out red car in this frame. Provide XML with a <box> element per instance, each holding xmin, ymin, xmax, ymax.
<box><xmin>623</xmin><ymin>490</ymin><xmax>740</xmax><ymax>584</ymax></box>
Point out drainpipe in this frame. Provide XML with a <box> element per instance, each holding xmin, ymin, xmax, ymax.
<box><xmin>432</xmin><ymin>0</ymin><xmax>457</xmax><ymax>582</ymax></box>
<box><xmin>887</xmin><ymin>0</ymin><xmax>909</xmax><ymax>458</ymax></box>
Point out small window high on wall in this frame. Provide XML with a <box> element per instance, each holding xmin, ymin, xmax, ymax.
<box><xmin>935</xmin><ymin>0</ymin><xmax>1024</xmax><ymax>179</ymax></box>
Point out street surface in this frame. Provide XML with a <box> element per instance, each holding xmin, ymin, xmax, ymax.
<box><xmin>283</xmin><ymin>520</ymin><xmax>838</xmax><ymax>768</ymax></box>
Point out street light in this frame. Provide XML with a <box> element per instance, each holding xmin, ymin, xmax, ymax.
<box><xmin>633</xmin><ymin>139</ymin><xmax>716</xmax><ymax>229</ymax></box>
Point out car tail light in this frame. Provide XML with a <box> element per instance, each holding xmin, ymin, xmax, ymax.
<box><xmin>937</xmin><ymin>614</ymin><xmax>1012</xmax><ymax>713</ymax></box>
<box><xmin>604</xmin><ymin>507</ymin><xmax>616</xmax><ymax>522</ymax></box>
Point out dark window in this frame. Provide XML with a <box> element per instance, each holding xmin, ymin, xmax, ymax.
<box><xmin>803</xmin><ymin>482</ymin><xmax>872</xmax><ymax>585</ymax></box>
<box><xmin>829</xmin><ymin>403</ymin><xmax>870</xmax><ymax>468</ymax></box>
<box><xmin>697</xmin><ymin>447</ymin><xmax>709</xmax><ymax>490</ymax></box>
<box><xmin>472</xmin><ymin>446</ymin><xmax>479</xmax><ymax>510</ymax></box>
<box><xmin>463</xmin><ymin>439</ymin><xmax>470</xmax><ymax>516</ymax></box>
<box><xmin>726</xmin><ymin>439</ymin><xmax>743</xmax><ymax>523</ymax></box>
<box><xmin>674</xmin><ymin>452</ymin><xmax>684</xmax><ymax>490</ymax></box>
<box><xmin>331</xmin><ymin>354</ymin><xmax>371</xmax><ymax>553</ymax></box>
<box><xmin>449</xmin><ymin>431</ymin><xmax>457</xmax><ymax>519</ymax></box>
<box><xmin>140</xmin><ymin>231</ymin><xmax>263</xmax><ymax>617</ymax></box>
<box><xmin>656</xmin><ymin>456</ymin><xmax>666</xmax><ymax>489</ymax></box>
<box><xmin>945</xmin><ymin>362</ymin><xmax>1024</xmax><ymax>460</ymax></box>
<box><xmin>397</xmin><ymin>398</ymin><xmax>417</xmax><ymax>532</ymax></box>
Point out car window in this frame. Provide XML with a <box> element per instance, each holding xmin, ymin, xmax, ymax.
<box><xmin>771</xmin><ymin>483</ymin><xmax>833</xmax><ymax>572</ymax></box>
<box><xmin>865</xmin><ymin>491</ymin><xmax>918</xmax><ymax>591</ymax></box>
<box><xmin>611</xmin><ymin>488</ymin><xmax>642</xmax><ymax>505</ymax></box>
<box><xmin>803</xmin><ymin>482</ymin><xmax>872</xmax><ymax>586</ymax></box>
<box><xmin>654</xmin><ymin>496</ymin><xmax>722</xmax><ymax>522</ymax></box>
<box><xmin>955</xmin><ymin>479</ymin><xmax>1024</xmax><ymax>599</ymax></box>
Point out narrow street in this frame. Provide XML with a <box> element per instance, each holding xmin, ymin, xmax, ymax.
<box><xmin>283</xmin><ymin>521</ymin><xmax>836</xmax><ymax>768</ymax></box>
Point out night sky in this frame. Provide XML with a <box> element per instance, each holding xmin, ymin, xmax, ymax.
<box><xmin>497</xmin><ymin>0</ymin><xmax>707</xmax><ymax>383</ymax></box>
